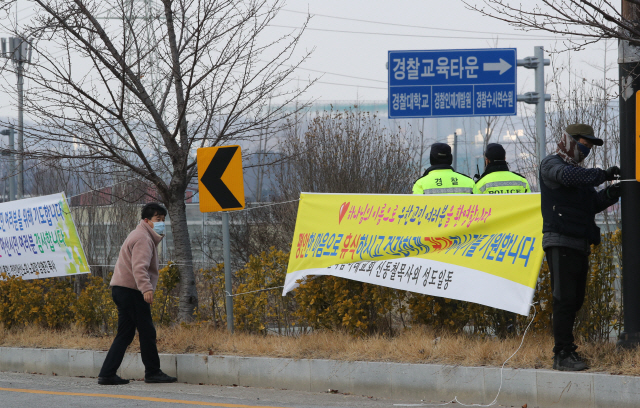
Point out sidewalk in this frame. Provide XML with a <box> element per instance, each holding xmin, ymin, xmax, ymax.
<box><xmin>1</xmin><ymin>346</ymin><xmax>638</xmax><ymax>407</ymax></box>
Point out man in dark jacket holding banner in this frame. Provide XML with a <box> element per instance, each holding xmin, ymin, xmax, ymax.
<box><xmin>540</xmin><ymin>123</ymin><xmax>620</xmax><ymax>371</ymax></box>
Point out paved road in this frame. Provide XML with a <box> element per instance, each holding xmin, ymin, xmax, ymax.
<box><xmin>0</xmin><ymin>371</ymin><xmax>508</xmax><ymax>408</ymax></box>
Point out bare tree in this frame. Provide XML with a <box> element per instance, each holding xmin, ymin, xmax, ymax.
<box><xmin>0</xmin><ymin>0</ymin><xmax>312</xmax><ymax>320</ymax></box>
<box><xmin>415</xmin><ymin>119</ymin><xmax>429</xmax><ymax>171</ymax></box>
<box><xmin>465</xmin><ymin>0</ymin><xmax>640</xmax><ymax>49</ymax></box>
<box><xmin>277</xmin><ymin>108</ymin><xmax>417</xmax><ymax>196</ymax></box>
<box><xmin>510</xmin><ymin>52</ymin><xmax>620</xmax><ymax>195</ymax></box>
<box><xmin>273</xmin><ymin>107</ymin><xmax>418</xmax><ymax>242</ymax></box>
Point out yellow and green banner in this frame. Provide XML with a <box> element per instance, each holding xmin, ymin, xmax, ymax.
<box><xmin>0</xmin><ymin>192</ymin><xmax>89</xmax><ymax>280</ymax></box>
<box><xmin>284</xmin><ymin>192</ymin><xmax>544</xmax><ymax>315</ymax></box>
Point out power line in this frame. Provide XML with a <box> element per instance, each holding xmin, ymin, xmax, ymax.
<box><xmin>317</xmin><ymin>81</ymin><xmax>383</xmax><ymax>89</ymax></box>
<box><xmin>268</xmin><ymin>24</ymin><xmax>587</xmax><ymax>41</ymax></box>
<box><xmin>14</xmin><ymin>5</ymin><xmax>588</xmax><ymax>42</ymax></box>
<box><xmin>300</xmin><ymin>78</ymin><xmax>385</xmax><ymax>90</ymax></box>
<box><xmin>13</xmin><ymin>9</ymin><xmax>37</xmax><ymax>24</ymax></box>
<box><xmin>18</xmin><ymin>46</ymin><xmax>385</xmax><ymax>94</ymax></box>
<box><xmin>281</xmin><ymin>8</ymin><xmax>562</xmax><ymax>39</ymax></box>
<box><xmin>270</xmin><ymin>63</ymin><xmax>385</xmax><ymax>84</ymax></box>
<box><xmin>13</xmin><ymin>4</ymin><xmax>564</xmax><ymax>40</ymax></box>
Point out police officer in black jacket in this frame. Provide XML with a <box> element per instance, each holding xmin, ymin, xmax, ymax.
<box><xmin>540</xmin><ymin>124</ymin><xmax>620</xmax><ymax>371</ymax></box>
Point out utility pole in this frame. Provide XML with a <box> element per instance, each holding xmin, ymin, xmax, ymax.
<box><xmin>1</xmin><ymin>37</ymin><xmax>31</xmax><ymax>199</ymax></box>
<box><xmin>0</xmin><ymin>127</ymin><xmax>15</xmax><ymax>201</ymax></box>
<box><xmin>16</xmin><ymin>58</ymin><xmax>23</xmax><ymax>198</ymax></box>
<box><xmin>617</xmin><ymin>0</ymin><xmax>640</xmax><ymax>348</ymax></box>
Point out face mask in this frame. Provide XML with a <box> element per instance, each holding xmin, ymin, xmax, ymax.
<box><xmin>577</xmin><ymin>142</ymin><xmax>591</xmax><ymax>158</ymax></box>
<box><xmin>152</xmin><ymin>221</ymin><xmax>165</xmax><ymax>236</ymax></box>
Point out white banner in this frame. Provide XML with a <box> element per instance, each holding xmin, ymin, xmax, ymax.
<box><xmin>0</xmin><ymin>193</ymin><xmax>90</xmax><ymax>280</ymax></box>
<box><xmin>284</xmin><ymin>257</ymin><xmax>535</xmax><ymax>316</ymax></box>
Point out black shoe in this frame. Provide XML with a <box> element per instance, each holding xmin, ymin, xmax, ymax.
<box><xmin>98</xmin><ymin>375</ymin><xmax>130</xmax><ymax>385</ymax></box>
<box><xmin>145</xmin><ymin>371</ymin><xmax>177</xmax><ymax>383</ymax></box>
<box><xmin>553</xmin><ymin>350</ymin><xmax>587</xmax><ymax>371</ymax></box>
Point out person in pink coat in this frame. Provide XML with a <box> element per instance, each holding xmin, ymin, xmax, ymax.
<box><xmin>98</xmin><ymin>203</ymin><xmax>177</xmax><ymax>385</ymax></box>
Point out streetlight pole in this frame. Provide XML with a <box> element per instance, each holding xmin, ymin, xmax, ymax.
<box><xmin>0</xmin><ymin>127</ymin><xmax>15</xmax><ymax>201</ymax></box>
<box><xmin>16</xmin><ymin>60</ymin><xmax>23</xmax><ymax>199</ymax></box>
<box><xmin>1</xmin><ymin>37</ymin><xmax>31</xmax><ymax>200</ymax></box>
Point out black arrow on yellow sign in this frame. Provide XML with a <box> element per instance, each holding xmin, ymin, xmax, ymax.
<box><xmin>200</xmin><ymin>146</ymin><xmax>242</xmax><ymax>209</ymax></box>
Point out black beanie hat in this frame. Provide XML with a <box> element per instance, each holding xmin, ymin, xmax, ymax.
<box><xmin>430</xmin><ymin>142</ymin><xmax>453</xmax><ymax>165</ymax></box>
<box><xmin>485</xmin><ymin>143</ymin><xmax>506</xmax><ymax>162</ymax></box>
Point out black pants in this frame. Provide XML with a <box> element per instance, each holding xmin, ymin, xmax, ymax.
<box><xmin>98</xmin><ymin>286</ymin><xmax>161</xmax><ymax>377</ymax></box>
<box><xmin>546</xmin><ymin>246</ymin><xmax>589</xmax><ymax>354</ymax></box>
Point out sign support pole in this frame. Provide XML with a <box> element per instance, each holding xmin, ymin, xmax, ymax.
<box><xmin>516</xmin><ymin>47</ymin><xmax>551</xmax><ymax>176</ymax></box>
<box><xmin>534</xmin><ymin>46</ymin><xmax>546</xmax><ymax>165</ymax></box>
<box><xmin>222</xmin><ymin>211</ymin><xmax>234</xmax><ymax>333</ymax></box>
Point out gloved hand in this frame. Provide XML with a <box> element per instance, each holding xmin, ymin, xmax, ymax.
<box><xmin>606</xmin><ymin>183</ymin><xmax>621</xmax><ymax>200</ymax></box>
<box><xmin>604</xmin><ymin>166</ymin><xmax>621</xmax><ymax>181</ymax></box>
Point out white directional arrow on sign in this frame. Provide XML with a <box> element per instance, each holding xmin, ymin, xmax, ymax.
<box><xmin>483</xmin><ymin>58</ymin><xmax>512</xmax><ymax>75</ymax></box>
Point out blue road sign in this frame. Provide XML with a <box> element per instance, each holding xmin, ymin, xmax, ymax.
<box><xmin>388</xmin><ymin>48</ymin><xmax>517</xmax><ymax>118</ymax></box>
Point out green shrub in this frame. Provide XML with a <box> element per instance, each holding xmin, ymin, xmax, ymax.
<box><xmin>0</xmin><ymin>273</ymin><xmax>46</xmax><ymax>328</ymax></box>
<box><xmin>152</xmin><ymin>262</ymin><xmax>180</xmax><ymax>325</ymax></box>
<box><xmin>294</xmin><ymin>276</ymin><xmax>408</xmax><ymax>336</ymax></box>
<box><xmin>576</xmin><ymin>230</ymin><xmax>622</xmax><ymax>342</ymax></box>
<box><xmin>0</xmin><ymin>232</ymin><xmax>623</xmax><ymax>342</ymax></box>
<box><xmin>73</xmin><ymin>275</ymin><xmax>117</xmax><ymax>331</ymax></box>
<box><xmin>232</xmin><ymin>248</ymin><xmax>296</xmax><ymax>334</ymax></box>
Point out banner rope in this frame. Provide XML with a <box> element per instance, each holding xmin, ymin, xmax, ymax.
<box><xmin>224</xmin><ymin>286</ymin><xmax>284</xmax><ymax>297</ymax></box>
<box><xmin>234</xmin><ymin>199</ymin><xmax>300</xmax><ymax>212</ymax></box>
<box><xmin>62</xmin><ymin>196</ymin><xmax>299</xmax><ymax>216</ymax></box>
<box><xmin>393</xmin><ymin>303</ymin><xmax>538</xmax><ymax>407</ymax></box>
<box><xmin>86</xmin><ymin>263</ymin><xmax>197</xmax><ymax>267</ymax></box>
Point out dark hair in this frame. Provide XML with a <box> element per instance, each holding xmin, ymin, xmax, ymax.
<box><xmin>141</xmin><ymin>202</ymin><xmax>167</xmax><ymax>220</ymax></box>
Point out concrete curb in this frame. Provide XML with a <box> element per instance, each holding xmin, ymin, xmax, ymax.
<box><xmin>1</xmin><ymin>347</ymin><xmax>639</xmax><ymax>407</ymax></box>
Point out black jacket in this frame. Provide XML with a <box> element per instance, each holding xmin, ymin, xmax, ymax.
<box><xmin>539</xmin><ymin>154</ymin><xmax>617</xmax><ymax>248</ymax></box>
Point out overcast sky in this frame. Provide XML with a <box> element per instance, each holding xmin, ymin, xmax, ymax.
<box><xmin>0</xmin><ymin>0</ymin><xmax>618</xmax><ymax>119</ymax></box>
<box><xmin>265</xmin><ymin>0</ymin><xmax>617</xmax><ymax>103</ymax></box>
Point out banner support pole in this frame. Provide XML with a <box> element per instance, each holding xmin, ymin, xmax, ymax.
<box><xmin>617</xmin><ymin>2</ymin><xmax>640</xmax><ymax>347</ymax></box>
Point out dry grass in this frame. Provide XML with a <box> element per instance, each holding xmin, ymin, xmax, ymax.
<box><xmin>1</xmin><ymin>324</ymin><xmax>639</xmax><ymax>376</ymax></box>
